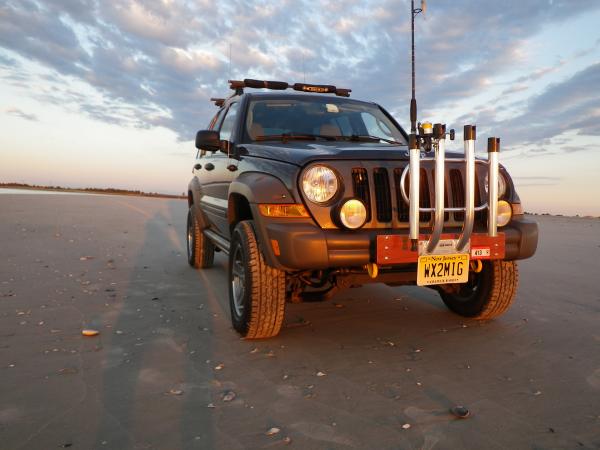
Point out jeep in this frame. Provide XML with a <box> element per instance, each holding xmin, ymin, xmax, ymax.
<box><xmin>186</xmin><ymin>79</ymin><xmax>538</xmax><ymax>339</ymax></box>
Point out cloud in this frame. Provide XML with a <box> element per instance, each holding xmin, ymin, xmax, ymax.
<box><xmin>485</xmin><ymin>62</ymin><xmax>600</xmax><ymax>147</ymax></box>
<box><xmin>0</xmin><ymin>0</ymin><xmax>599</xmax><ymax>146</ymax></box>
<box><xmin>561</xmin><ymin>144</ymin><xmax>597</xmax><ymax>153</ymax></box>
<box><xmin>6</xmin><ymin>107</ymin><xmax>38</xmax><ymax>121</ymax></box>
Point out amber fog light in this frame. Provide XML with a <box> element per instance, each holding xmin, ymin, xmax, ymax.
<box><xmin>339</xmin><ymin>199</ymin><xmax>367</xmax><ymax>229</ymax></box>
<box><xmin>497</xmin><ymin>200</ymin><xmax>512</xmax><ymax>227</ymax></box>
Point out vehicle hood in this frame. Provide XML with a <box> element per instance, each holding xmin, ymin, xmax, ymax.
<box><xmin>242</xmin><ymin>142</ymin><xmax>466</xmax><ymax>166</ymax></box>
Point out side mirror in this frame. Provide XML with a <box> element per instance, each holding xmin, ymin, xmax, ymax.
<box><xmin>195</xmin><ymin>130</ymin><xmax>220</xmax><ymax>151</ymax></box>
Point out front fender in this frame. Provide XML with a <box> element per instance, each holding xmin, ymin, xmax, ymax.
<box><xmin>228</xmin><ymin>171</ymin><xmax>298</xmax><ymax>204</ymax></box>
<box><xmin>229</xmin><ymin>172</ymin><xmax>307</xmax><ymax>270</ymax></box>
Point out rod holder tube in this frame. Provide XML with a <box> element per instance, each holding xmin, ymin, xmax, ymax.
<box><xmin>408</xmin><ymin>134</ymin><xmax>420</xmax><ymax>246</ymax></box>
<box><xmin>488</xmin><ymin>137</ymin><xmax>500</xmax><ymax>237</ymax></box>
<box><xmin>456</xmin><ymin>125</ymin><xmax>476</xmax><ymax>251</ymax></box>
<box><xmin>426</xmin><ymin>124</ymin><xmax>446</xmax><ymax>253</ymax></box>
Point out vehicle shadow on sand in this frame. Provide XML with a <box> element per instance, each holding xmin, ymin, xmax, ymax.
<box><xmin>93</xmin><ymin>200</ymin><xmax>217</xmax><ymax>449</ymax></box>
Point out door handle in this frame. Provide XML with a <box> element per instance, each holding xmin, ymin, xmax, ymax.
<box><xmin>194</xmin><ymin>163</ymin><xmax>202</xmax><ymax>170</ymax></box>
<box><xmin>204</xmin><ymin>163</ymin><xmax>215</xmax><ymax>171</ymax></box>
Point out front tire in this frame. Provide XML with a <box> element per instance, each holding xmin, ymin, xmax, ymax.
<box><xmin>187</xmin><ymin>207</ymin><xmax>214</xmax><ymax>269</ymax></box>
<box><xmin>438</xmin><ymin>260</ymin><xmax>519</xmax><ymax>319</ymax></box>
<box><xmin>229</xmin><ymin>220</ymin><xmax>286</xmax><ymax>339</ymax></box>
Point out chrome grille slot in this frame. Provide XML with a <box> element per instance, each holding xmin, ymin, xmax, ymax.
<box><xmin>395</xmin><ymin>167</ymin><xmax>431</xmax><ymax>223</ymax></box>
<box><xmin>351</xmin><ymin>168</ymin><xmax>371</xmax><ymax>222</ymax></box>
<box><xmin>475</xmin><ymin>172</ymin><xmax>486</xmax><ymax>224</ymax></box>
<box><xmin>373</xmin><ymin>168</ymin><xmax>392</xmax><ymax>222</ymax></box>
<box><xmin>450</xmin><ymin>169</ymin><xmax>465</xmax><ymax>221</ymax></box>
<box><xmin>418</xmin><ymin>168</ymin><xmax>431</xmax><ymax>223</ymax></box>
<box><xmin>394</xmin><ymin>168</ymin><xmax>409</xmax><ymax>222</ymax></box>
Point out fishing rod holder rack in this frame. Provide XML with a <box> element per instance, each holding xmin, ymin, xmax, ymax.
<box><xmin>400</xmin><ymin>124</ymin><xmax>501</xmax><ymax>255</ymax></box>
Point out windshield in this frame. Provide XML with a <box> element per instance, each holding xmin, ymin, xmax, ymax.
<box><xmin>245</xmin><ymin>97</ymin><xmax>407</xmax><ymax>145</ymax></box>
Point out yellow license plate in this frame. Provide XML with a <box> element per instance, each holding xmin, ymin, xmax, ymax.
<box><xmin>417</xmin><ymin>253</ymin><xmax>469</xmax><ymax>286</ymax></box>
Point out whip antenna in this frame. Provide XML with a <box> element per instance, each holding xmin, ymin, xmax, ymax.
<box><xmin>410</xmin><ymin>0</ymin><xmax>425</xmax><ymax>134</ymax></box>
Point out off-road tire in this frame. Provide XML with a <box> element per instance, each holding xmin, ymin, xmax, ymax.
<box><xmin>187</xmin><ymin>207</ymin><xmax>214</xmax><ymax>269</ymax></box>
<box><xmin>229</xmin><ymin>220</ymin><xmax>285</xmax><ymax>339</ymax></box>
<box><xmin>439</xmin><ymin>260</ymin><xmax>519</xmax><ymax>319</ymax></box>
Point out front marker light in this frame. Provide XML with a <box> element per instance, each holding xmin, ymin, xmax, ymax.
<box><xmin>497</xmin><ymin>200</ymin><xmax>512</xmax><ymax>227</ymax></box>
<box><xmin>339</xmin><ymin>199</ymin><xmax>367</xmax><ymax>229</ymax></box>
<box><xmin>258</xmin><ymin>204</ymin><xmax>310</xmax><ymax>217</ymax></box>
<box><xmin>302</xmin><ymin>165</ymin><xmax>339</xmax><ymax>203</ymax></box>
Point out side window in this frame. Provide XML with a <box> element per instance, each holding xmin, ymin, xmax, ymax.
<box><xmin>210</xmin><ymin>108</ymin><xmax>226</xmax><ymax>130</ymax></box>
<box><xmin>219</xmin><ymin>103</ymin><xmax>240</xmax><ymax>142</ymax></box>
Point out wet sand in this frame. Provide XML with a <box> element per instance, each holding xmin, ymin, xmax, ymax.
<box><xmin>0</xmin><ymin>194</ymin><xmax>598</xmax><ymax>449</ymax></box>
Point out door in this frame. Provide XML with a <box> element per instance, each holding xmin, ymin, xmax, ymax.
<box><xmin>198</xmin><ymin>102</ymin><xmax>240</xmax><ymax>237</ymax></box>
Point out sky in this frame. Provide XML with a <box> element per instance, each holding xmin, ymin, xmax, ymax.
<box><xmin>0</xmin><ymin>0</ymin><xmax>599</xmax><ymax>216</ymax></box>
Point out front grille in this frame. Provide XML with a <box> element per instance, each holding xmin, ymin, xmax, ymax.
<box><xmin>373</xmin><ymin>168</ymin><xmax>392</xmax><ymax>222</ymax></box>
<box><xmin>352</xmin><ymin>163</ymin><xmax>484</xmax><ymax>228</ymax></box>
<box><xmin>351</xmin><ymin>168</ymin><xmax>371</xmax><ymax>222</ymax></box>
<box><xmin>394</xmin><ymin>168</ymin><xmax>430</xmax><ymax>222</ymax></box>
<box><xmin>450</xmin><ymin>169</ymin><xmax>464</xmax><ymax>221</ymax></box>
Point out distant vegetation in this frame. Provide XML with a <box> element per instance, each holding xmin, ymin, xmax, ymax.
<box><xmin>0</xmin><ymin>183</ymin><xmax>185</xmax><ymax>199</ymax></box>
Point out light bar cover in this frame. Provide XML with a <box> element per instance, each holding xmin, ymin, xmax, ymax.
<box><xmin>227</xmin><ymin>79</ymin><xmax>352</xmax><ymax>97</ymax></box>
<box><xmin>244</xmin><ymin>79</ymin><xmax>289</xmax><ymax>90</ymax></box>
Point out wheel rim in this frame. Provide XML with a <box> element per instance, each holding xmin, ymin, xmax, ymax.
<box><xmin>186</xmin><ymin>211</ymin><xmax>193</xmax><ymax>259</ymax></box>
<box><xmin>231</xmin><ymin>243</ymin><xmax>246</xmax><ymax>317</ymax></box>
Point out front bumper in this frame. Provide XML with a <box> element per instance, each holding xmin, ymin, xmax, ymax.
<box><xmin>254</xmin><ymin>210</ymin><xmax>538</xmax><ymax>271</ymax></box>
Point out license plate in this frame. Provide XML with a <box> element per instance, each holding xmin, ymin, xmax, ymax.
<box><xmin>417</xmin><ymin>253</ymin><xmax>469</xmax><ymax>286</ymax></box>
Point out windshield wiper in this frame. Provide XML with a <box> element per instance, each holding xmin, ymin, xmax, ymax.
<box><xmin>255</xmin><ymin>133</ymin><xmax>336</xmax><ymax>142</ymax></box>
<box><xmin>346</xmin><ymin>134</ymin><xmax>403</xmax><ymax>145</ymax></box>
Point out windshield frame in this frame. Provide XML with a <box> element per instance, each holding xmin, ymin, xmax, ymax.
<box><xmin>239</xmin><ymin>93</ymin><xmax>409</xmax><ymax>146</ymax></box>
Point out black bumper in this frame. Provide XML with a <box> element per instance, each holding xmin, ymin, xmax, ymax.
<box><xmin>253</xmin><ymin>209</ymin><xmax>538</xmax><ymax>271</ymax></box>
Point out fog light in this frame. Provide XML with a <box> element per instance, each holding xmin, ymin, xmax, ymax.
<box><xmin>497</xmin><ymin>200</ymin><xmax>512</xmax><ymax>227</ymax></box>
<box><xmin>340</xmin><ymin>199</ymin><xmax>367</xmax><ymax>229</ymax></box>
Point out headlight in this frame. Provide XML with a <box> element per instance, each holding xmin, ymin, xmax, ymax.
<box><xmin>301</xmin><ymin>165</ymin><xmax>339</xmax><ymax>204</ymax></box>
<box><xmin>497</xmin><ymin>200</ymin><xmax>512</xmax><ymax>227</ymax></box>
<box><xmin>484</xmin><ymin>172</ymin><xmax>507</xmax><ymax>198</ymax></box>
<box><xmin>339</xmin><ymin>199</ymin><xmax>367</xmax><ymax>229</ymax></box>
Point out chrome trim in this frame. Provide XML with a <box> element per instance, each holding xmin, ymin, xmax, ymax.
<box><xmin>400</xmin><ymin>162</ymin><xmax>488</xmax><ymax>211</ymax></box>
<box><xmin>426</xmin><ymin>137</ymin><xmax>446</xmax><ymax>253</ymax></box>
<box><xmin>456</xmin><ymin>137</ymin><xmax>475</xmax><ymax>251</ymax></box>
<box><xmin>488</xmin><ymin>151</ymin><xmax>499</xmax><ymax>237</ymax></box>
<box><xmin>203</xmin><ymin>229</ymin><xmax>230</xmax><ymax>254</ymax></box>
<box><xmin>200</xmin><ymin>195</ymin><xmax>228</xmax><ymax>210</ymax></box>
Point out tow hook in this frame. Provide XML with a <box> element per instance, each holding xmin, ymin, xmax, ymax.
<box><xmin>470</xmin><ymin>260</ymin><xmax>483</xmax><ymax>273</ymax></box>
<box><xmin>365</xmin><ymin>262</ymin><xmax>379</xmax><ymax>279</ymax></box>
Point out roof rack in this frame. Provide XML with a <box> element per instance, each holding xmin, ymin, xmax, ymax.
<box><xmin>210</xmin><ymin>98</ymin><xmax>225</xmax><ymax>107</ymax></box>
<box><xmin>228</xmin><ymin>78</ymin><xmax>351</xmax><ymax>97</ymax></box>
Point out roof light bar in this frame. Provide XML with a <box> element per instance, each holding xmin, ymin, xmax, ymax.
<box><xmin>227</xmin><ymin>79</ymin><xmax>351</xmax><ymax>97</ymax></box>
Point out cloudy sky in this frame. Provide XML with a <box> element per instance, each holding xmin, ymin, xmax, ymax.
<box><xmin>1</xmin><ymin>0</ymin><xmax>599</xmax><ymax>215</ymax></box>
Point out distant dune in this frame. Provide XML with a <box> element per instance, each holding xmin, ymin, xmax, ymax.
<box><xmin>0</xmin><ymin>183</ymin><xmax>185</xmax><ymax>199</ymax></box>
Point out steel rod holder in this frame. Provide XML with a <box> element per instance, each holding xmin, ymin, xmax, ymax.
<box><xmin>408</xmin><ymin>133</ymin><xmax>420</xmax><ymax>249</ymax></box>
<box><xmin>426</xmin><ymin>124</ymin><xmax>446</xmax><ymax>253</ymax></box>
<box><xmin>488</xmin><ymin>137</ymin><xmax>500</xmax><ymax>237</ymax></box>
<box><xmin>456</xmin><ymin>125</ymin><xmax>476</xmax><ymax>251</ymax></box>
